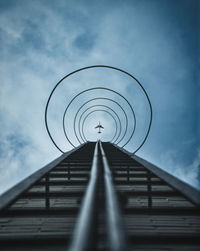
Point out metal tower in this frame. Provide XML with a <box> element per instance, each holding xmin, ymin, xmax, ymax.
<box><xmin>0</xmin><ymin>141</ymin><xmax>200</xmax><ymax>250</ymax></box>
<box><xmin>0</xmin><ymin>66</ymin><xmax>199</xmax><ymax>250</ymax></box>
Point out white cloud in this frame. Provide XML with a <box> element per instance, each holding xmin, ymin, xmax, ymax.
<box><xmin>144</xmin><ymin>148</ymin><xmax>200</xmax><ymax>190</ymax></box>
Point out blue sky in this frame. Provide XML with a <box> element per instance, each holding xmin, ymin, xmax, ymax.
<box><xmin>0</xmin><ymin>0</ymin><xmax>199</xmax><ymax>194</ymax></box>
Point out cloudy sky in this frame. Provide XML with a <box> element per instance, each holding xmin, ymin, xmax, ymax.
<box><xmin>0</xmin><ymin>0</ymin><xmax>199</xmax><ymax>194</ymax></box>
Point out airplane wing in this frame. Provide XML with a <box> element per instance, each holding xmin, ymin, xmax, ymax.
<box><xmin>100</xmin><ymin>125</ymin><xmax>104</xmax><ymax>128</ymax></box>
<box><xmin>95</xmin><ymin>125</ymin><xmax>99</xmax><ymax>129</ymax></box>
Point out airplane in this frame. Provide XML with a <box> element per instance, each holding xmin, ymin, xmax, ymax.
<box><xmin>95</xmin><ymin>121</ymin><xmax>104</xmax><ymax>133</ymax></box>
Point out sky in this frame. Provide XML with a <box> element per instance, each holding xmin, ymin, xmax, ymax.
<box><xmin>0</xmin><ymin>0</ymin><xmax>199</xmax><ymax>194</ymax></box>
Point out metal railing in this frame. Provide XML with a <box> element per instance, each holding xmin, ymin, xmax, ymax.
<box><xmin>113</xmin><ymin>143</ymin><xmax>200</xmax><ymax>206</ymax></box>
<box><xmin>0</xmin><ymin>144</ymin><xmax>85</xmax><ymax>211</ymax></box>
<box><xmin>68</xmin><ymin>142</ymin><xmax>100</xmax><ymax>251</ymax></box>
<box><xmin>68</xmin><ymin>141</ymin><xmax>128</xmax><ymax>251</ymax></box>
<box><xmin>100</xmin><ymin>142</ymin><xmax>128</xmax><ymax>251</ymax></box>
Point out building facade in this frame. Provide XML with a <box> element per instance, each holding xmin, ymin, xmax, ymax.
<box><xmin>0</xmin><ymin>141</ymin><xmax>200</xmax><ymax>250</ymax></box>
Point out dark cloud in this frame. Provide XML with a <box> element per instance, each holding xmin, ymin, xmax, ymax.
<box><xmin>0</xmin><ymin>0</ymin><xmax>18</xmax><ymax>11</ymax></box>
<box><xmin>73</xmin><ymin>31</ymin><xmax>96</xmax><ymax>52</ymax></box>
<box><xmin>20</xmin><ymin>20</ymin><xmax>46</xmax><ymax>51</ymax></box>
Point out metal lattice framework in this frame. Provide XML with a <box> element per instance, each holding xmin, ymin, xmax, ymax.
<box><xmin>45</xmin><ymin>65</ymin><xmax>153</xmax><ymax>154</ymax></box>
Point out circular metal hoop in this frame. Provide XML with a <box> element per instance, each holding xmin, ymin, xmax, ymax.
<box><xmin>81</xmin><ymin>109</ymin><xmax>118</xmax><ymax>143</ymax></box>
<box><xmin>77</xmin><ymin>105</ymin><xmax>121</xmax><ymax>144</ymax></box>
<box><xmin>62</xmin><ymin>87</ymin><xmax>136</xmax><ymax>149</ymax></box>
<box><xmin>72</xmin><ymin>97</ymin><xmax>129</xmax><ymax>146</ymax></box>
<box><xmin>45</xmin><ymin>65</ymin><xmax>152</xmax><ymax>155</ymax></box>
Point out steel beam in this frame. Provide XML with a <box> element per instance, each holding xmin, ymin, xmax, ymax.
<box><xmin>0</xmin><ymin>144</ymin><xmax>85</xmax><ymax>211</ymax></box>
<box><xmin>36</xmin><ymin>180</ymin><xmax>165</xmax><ymax>186</ymax></box>
<box><xmin>68</xmin><ymin>142</ymin><xmax>100</xmax><ymax>251</ymax></box>
<box><xmin>113</xmin><ymin>143</ymin><xmax>200</xmax><ymax>206</ymax></box>
<box><xmin>1</xmin><ymin>207</ymin><xmax>199</xmax><ymax>218</ymax></box>
<box><xmin>100</xmin><ymin>141</ymin><xmax>128</xmax><ymax>251</ymax></box>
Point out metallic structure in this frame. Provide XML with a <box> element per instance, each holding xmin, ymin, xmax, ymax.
<box><xmin>0</xmin><ymin>142</ymin><xmax>200</xmax><ymax>250</ymax></box>
<box><xmin>0</xmin><ymin>66</ymin><xmax>200</xmax><ymax>250</ymax></box>
<box><xmin>45</xmin><ymin>65</ymin><xmax>152</xmax><ymax>153</ymax></box>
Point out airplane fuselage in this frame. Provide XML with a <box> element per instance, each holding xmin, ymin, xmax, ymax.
<box><xmin>95</xmin><ymin>122</ymin><xmax>104</xmax><ymax>134</ymax></box>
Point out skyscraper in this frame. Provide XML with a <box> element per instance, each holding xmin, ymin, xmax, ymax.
<box><xmin>0</xmin><ymin>141</ymin><xmax>199</xmax><ymax>250</ymax></box>
<box><xmin>1</xmin><ymin>66</ymin><xmax>199</xmax><ymax>250</ymax></box>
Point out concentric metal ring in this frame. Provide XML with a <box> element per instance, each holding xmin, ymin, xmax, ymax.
<box><xmin>81</xmin><ymin>109</ymin><xmax>118</xmax><ymax>143</ymax></box>
<box><xmin>77</xmin><ymin>105</ymin><xmax>121</xmax><ymax>143</ymax></box>
<box><xmin>45</xmin><ymin>65</ymin><xmax>152</xmax><ymax>155</ymax></box>
<box><xmin>62</xmin><ymin>87</ymin><xmax>136</xmax><ymax>148</ymax></box>
<box><xmin>72</xmin><ymin>97</ymin><xmax>129</xmax><ymax>146</ymax></box>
